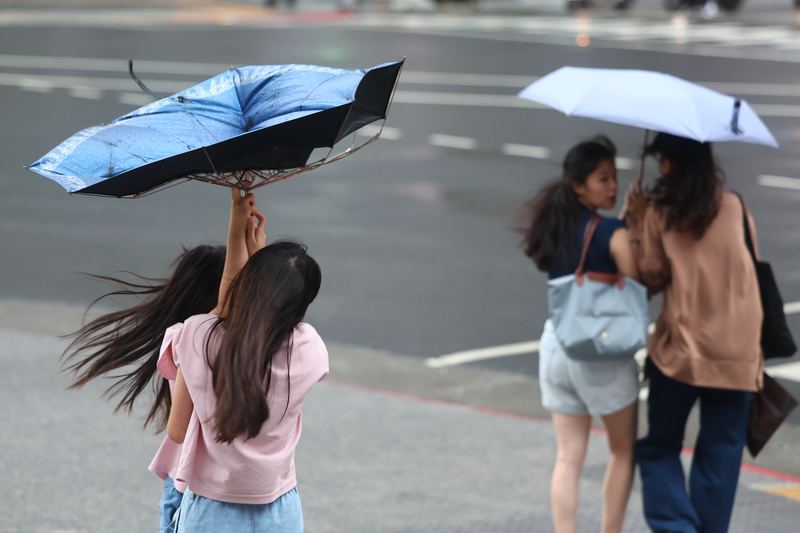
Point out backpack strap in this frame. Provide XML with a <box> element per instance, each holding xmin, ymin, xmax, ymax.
<box><xmin>575</xmin><ymin>216</ymin><xmax>602</xmax><ymax>285</ymax></box>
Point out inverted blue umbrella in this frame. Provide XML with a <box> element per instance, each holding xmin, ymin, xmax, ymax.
<box><xmin>28</xmin><ymin>60</ymin><xmax>404</xmax><ymax>198</ymax></box>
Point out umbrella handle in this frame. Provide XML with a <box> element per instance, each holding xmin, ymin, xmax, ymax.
<box><xmin>636</xmin><ymin>129</ymin><xmax>650</xmax><ymax>190</ymax></box>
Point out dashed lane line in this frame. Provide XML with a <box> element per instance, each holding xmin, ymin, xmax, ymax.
<box><xmin>5</xmin><ymin>54</ymin><xmax>800</xmax><ymax>97</ymax></box>
<box><xmin>393</xmin><ymin>91</ymin><xmax>545</xmax><ymax>109</ymax></box>
<box><xmin>429</xmin><ymin>134</ymin><xmax>477</xmax><ymax>150</ymax></box>
<box><xmin>356</xmin><ymin>124</ymin><xmax>402</xmax><ymax>140</ymax></box>
<box><xmin>502</xmin><ymin>143</ymin><xmax>550</xmax><ymax>159</ymax></box>
<box><xmin>118</xmin><ymin>92</ymin><xmax>155</xmax><ymax>107</ymax></box>
<box><xmin>5</xmin><ymin>69</ymin><xmax>800</xmax><ymax>115</ymax></box>
<box><xmin>615</xmin><ymin>157</ymin><xmax>637</xmax><ymax>170</ymax></box>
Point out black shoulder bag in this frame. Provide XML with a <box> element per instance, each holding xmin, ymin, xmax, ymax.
<box><xmin>736</xmin><ymin>194</ymin><xmax>796</xmax><ymax>359</ymax></box>
<box><xmin>736</xmin><ymin>194</ymin><xmax>799</xmax><ymax>457</ymax></box>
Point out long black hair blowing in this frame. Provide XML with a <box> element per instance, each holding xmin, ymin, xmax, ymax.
<box><xmin>645</xmin><ymin>132</ymin><xmax>724</xmax><ymax>240</ymax></box>
<box><xmin>62</xmin><ymin>245</ymin><xmax>226</xmax><ymax>431</ymax></box>
<box><xmin>209</xmin><ymin>240</ymin><xmax>321</xmax><ymax>444</ymax></box>
<box><xmin>520</xmin><ymin>136</ymin><xmax>617</xmax><ymax>271</ymax></box>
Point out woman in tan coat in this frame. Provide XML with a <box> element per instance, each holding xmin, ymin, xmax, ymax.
<box><xmin>623</xmin><ymin>132</ymin><xmax>762</xmax><ymax>533</ymax></box>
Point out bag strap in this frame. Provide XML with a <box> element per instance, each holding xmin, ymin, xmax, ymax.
<box><xmin>734</xmin><ymin>192</ymin><xmax>757</xmax><ymax>265</ymax></box>
<box><xmin>575</xmin><ymin>215</ymin><xmax>602</xmax><ymax>279</ymax></box>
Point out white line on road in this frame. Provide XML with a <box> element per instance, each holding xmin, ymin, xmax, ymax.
<box><xmin>758</xmin><ymin>175</ymin><xmax>800</xmax><ymax>191</ymax></box>
<box><xmin>0</xmin><ymin>54</ymin><xmax>230</xmax><ymax>75</ymax></box>
<box><xmin>118</xmin><ymin>92</ymin><xmax>156</xmax><ymax>107</ymax></box>
<box><xmin>426</xmin><ymin>301</ymin><xmax>800</xmax><ymax>370</ymax></box>
<box><xmin>750</xmin><ymin>104</ymin><xmax>800</xmax><ymax>118</ymax></box>
<box><xmin>502</xmin><ymin>143</ymin><xmax>550</xmax><ymax>159</ymax></box>
<box><xmin>429</xmin><ymin>134</ymin><xmax>477</xmax><ymax>150</ymax></box>
<box><xmin>4</xmin><ymin>69</ymin><xmax>800</xmax><ymax>116</ymax></box>
<box><xmin>0</xmin><ymin>72</ymin><xmax>190</xmax><ymax>93</ymax></box>
<box><xmin>356</xmin><ymin>124</ymin><xmax>402</xmax><ymax>140</ymax></box>
<box><xmin>394</xmin><ymin>91</ymin><xmax>546</xmax><ymax>108</ymax></box>
<box><xmin>69</xmin><ymin>86</ymin><xmax>102</xmax><ymax>100</ymax></box>
<box><xmin>615</xmin><ymin>157</ymin><xmax>637</xmax><ymax>170</ymax></box>
<box><xmin>4</xmin><ymin>54</ymin><xmax>800</xmax><ymax>96</ymax></box>
<box><xmin>425</xmin><ymin>340</ymin><xmax>541</xmax><ymax>368</ymax></box>
<box><xmin>766</xmin><ymin>361</ymin><xmax>800</xmax><ymax>383</ymax></box>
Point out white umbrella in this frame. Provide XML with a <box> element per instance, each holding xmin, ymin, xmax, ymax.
<box><xmin>518</xmin><ymin>67</ymin><xmax>778</xmax><ymax>177</ymax></box>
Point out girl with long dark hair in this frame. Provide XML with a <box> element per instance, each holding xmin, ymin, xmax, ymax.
<box><xmin>62</xmin><ymin>244</ymin><xmax>227</xmax><ymax>533</ymax></box>
<box><xmin>623</xmin><ymin>132</ymin><xmax>762</xmax><ymax>533</ymax></box>
<box><xmin>164</xmin><ymin>187</ymin><xmax>327</xmax><ymax>532</ymax></box>
<box><xmin>520</xmin><ymin>136</ymin><xmax>640</xmax><ymax>533</ymax></box>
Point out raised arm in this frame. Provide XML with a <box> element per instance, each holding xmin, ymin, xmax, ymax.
<box><xmin>211</xmin><ymin>186</ymin><xmax>262</xmax><ymax>316</ymax></box>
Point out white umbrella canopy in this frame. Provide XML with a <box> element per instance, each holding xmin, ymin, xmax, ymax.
<box><xmin>518</xmin><ymin>66</ymin><xmax>779</xmax><ymax>149</ymax></box>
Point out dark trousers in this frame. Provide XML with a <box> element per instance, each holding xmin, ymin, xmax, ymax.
<box><xmin>635</xmin><ymin>359</ymin><xmax>751</xmax><ymax>533</ymax></box>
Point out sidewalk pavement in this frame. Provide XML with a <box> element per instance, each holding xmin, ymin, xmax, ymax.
<box><xmin>1</xmin><ymin>299</ymin><xmax>800</xmax><ymax>532</ymax></box>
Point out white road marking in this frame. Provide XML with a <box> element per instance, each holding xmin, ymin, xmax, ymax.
<box><xmin>4</xmin><ymin>54</ymin><xmax>800</xmax><ymax>96</ymax></box>
<box><xmin>429</xmin><ymin>134</ymin><xmax>477</xmax><ymax>150</ymax></box>
<box><xmin>0</xmin><ymin>72</ymin><xmax>189</xmax><ymax>93</ymax></box>
<box><xmin>356</xmin><ymin>124</ymin><xmax>402</xmax><ymax>140</ymax></box>
<box><xmin>395</xmin><ymin>91</ymin><xmax>546</xmax><ymax>108</ymax></box>
<box><xmin>766</xmin><ymin>362</ymin><xmax>800</xmax><ymax>383</ymax></box>
<box><xmin>118</xmin><ymin>92</ymin><xmax>155</xmax><ymax>107</ymax></box>
<box><xmin>69</xmin><ymin>87</ymin><xmax>102</xmax><ymax>100</ymax></box>
<box><xmin>750</xmin><ymin>104</ymin><xmax>800</xmax><ymax>118</ymax></box>
<box><xmin>427</xmin><ymin>302</ymin><xmax>800</xmax><ymax>371</ymax></box>
<box><xmin>3</xmin><ymin>67</ymin><xmax>800</xmax><ymax>115</ymax></box>
<box><xmin>19</xmin><ymin>77</ymin><xmax>54</xmax><ymax>93</ymax></box>
<box><xmin>399</xmin><ymin>71</ymin><xmax>539</xmax><ymax>87</ymax></box>
<box><xmin>0</xmin><ymin>54</ymin><xmax>230</xmax><ymax>75</ymax></box>
<box><xmin>758</xmin><ymin>175</ymin><xmax>800</xmax><ymax>191</ymax></box>
<box><xmin>502</xmin><ymin>143</ymin><xmax>550</xmax><ymax>159</ymax></box>
<box><xmin>425</xmin><ymin>340</ymin><xmax>541</xmax><ymax>368</ymax></box>
<box><xmin>615</xmin><ymin>157</ymin><xmax>637</xmax><ymax>170</ymax></box>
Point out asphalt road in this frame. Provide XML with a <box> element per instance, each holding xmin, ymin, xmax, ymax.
<box><xmin>2</xmin><ymin>14</ymin><xmax>800</xmax><ymax>361</ymax></box>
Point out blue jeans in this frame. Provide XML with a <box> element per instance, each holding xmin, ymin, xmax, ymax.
<box><xmin>158</xmin><ymin>476</ymin><xmax>184</xmax><ymax>533</ymax></box>
<box><xmin>635</xmin><ymin>359</ymin><xmax>751</xmax><ymax>533</ymax></box>
<box><xmin>176</xmin><ymin>486</ymin><xmax>303</xmax><ymax>533</ymax></box>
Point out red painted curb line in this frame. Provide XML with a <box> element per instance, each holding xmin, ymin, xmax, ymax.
<box><xmin>323</xmin><ymin>378</ymin><xmax>800</xmax><ymax>485</ymax></box>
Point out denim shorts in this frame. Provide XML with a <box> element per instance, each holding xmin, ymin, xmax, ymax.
<box><xmin>176</xmin><ymin>486</ymin><xmax>303</xmax><ymax>533</ymax></box>
<box><xmin>158</xmin><ymin>476</ymin><xmax>183</xmax><ymax>533</ymax></box>
<box><xmin>539</xmin><ymin>319</ymin><xmax>640</xmax><ymax>417</ymax></box>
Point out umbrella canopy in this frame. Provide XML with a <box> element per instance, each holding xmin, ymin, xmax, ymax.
<box><xmin>28</xmin><ymin>60</ymin><xmax>404</xmax><ymax>198</ymax></box>
<box><xmin>518</xmin><ymin>66</ymin><xmax>778</xmax><ymax>149</ymax></box>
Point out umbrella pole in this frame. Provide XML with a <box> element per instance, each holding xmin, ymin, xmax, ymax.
<box><xmin>636</xmin><ymin>129</ymin><xmax>650</xmax><ymax>190</ymax></box>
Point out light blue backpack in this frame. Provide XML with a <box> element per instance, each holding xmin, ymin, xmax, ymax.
<box><xmin>548</xmin><ymin>216</ymin><xmax>650</xmax><ymax>361</ymax></box>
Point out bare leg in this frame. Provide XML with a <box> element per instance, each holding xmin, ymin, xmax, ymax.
<box><xmin>600</xmin><ymin>401</ymin><xmax>638</xmax><ymax>533</ymax></box>
<box><xmin>551</xmin><ymin>412</ymin><xmax>592</xmax><ymax>533</ymax></box>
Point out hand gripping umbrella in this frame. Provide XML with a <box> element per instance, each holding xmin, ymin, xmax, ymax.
<box><xmin>28</xmin><ymin>60</ymin><xmax>404</xmax><ymax>198</ymax></box>
<box><xmin>517</xmin><ymin>66</ymin><xmax>779</xmax><ymax>184</ymax></box>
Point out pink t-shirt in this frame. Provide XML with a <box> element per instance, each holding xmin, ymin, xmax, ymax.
<box><xmin>155</xmin><ymin>314</ymin><xmax>328</xmax><ymax>504</ymax></box>
<box><xmin>147</xmin><ymin>347</ymin><xmax>183</xmax><ymax>482</ymax></box>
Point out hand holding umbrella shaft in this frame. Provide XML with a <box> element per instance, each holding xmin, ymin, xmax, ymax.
<box><xmin>212</xmin><ymin>188</ymin><xmax>260</xmax><ymax>316</ymax></box>
<box><xmin>621</xmin><ymin>185</ymin><xmax>648</xmax><ymax>256</ymax></box>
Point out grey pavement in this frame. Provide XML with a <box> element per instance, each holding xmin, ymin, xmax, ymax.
<box><xmin>2</xmin><ymin>305</ymin><xmax>800</xmax><ymax>532</ymax></box>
